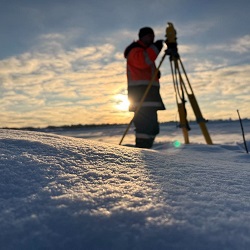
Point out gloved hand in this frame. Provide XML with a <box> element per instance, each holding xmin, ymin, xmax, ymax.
<box><xmin>157</xmin><ymin>70</ymin><xmax>161</xmax><ymax>79</ymax></box>
<box><xmin>154</xmin><ymin>40</ymin><xmax>163</xmax><ymax>52</ymax></box>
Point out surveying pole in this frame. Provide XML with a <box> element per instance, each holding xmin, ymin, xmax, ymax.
<box><xmin>166</xmin><ymin>22</ymin><xmax>213</xmax><ymax>145</ymax></box>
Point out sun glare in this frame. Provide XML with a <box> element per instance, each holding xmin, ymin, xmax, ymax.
<box><xmin>115</xmin><ymin>94</ymin><xmax>130</xmax><ymax>111</ymax></box>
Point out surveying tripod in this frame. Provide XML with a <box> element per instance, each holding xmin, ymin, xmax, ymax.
<box><xmin>119</xmin><ymin>22</ymin><xmax>213</xmax><ymax>145</ymax></box>
<box><xmin>166</xmin><ymin>22</ymin><xmax>213</xmax><ymax>144</ymax></box>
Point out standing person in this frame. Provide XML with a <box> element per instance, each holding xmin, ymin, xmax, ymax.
<box><xmin>124</xmin><ymin>27</ymin><xmax>165</xmax><ymax>148</ymax></box>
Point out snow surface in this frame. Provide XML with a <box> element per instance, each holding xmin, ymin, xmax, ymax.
<box><xmin>0</xmin><ymin>120</ymin><xmax>250</xmax><ymax>250</ymax></box>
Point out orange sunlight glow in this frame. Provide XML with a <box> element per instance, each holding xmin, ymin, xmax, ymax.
<box><xmin>115</xmin><ymin>94</ymin><xmax>130</xmax><ymax>111</ymax></box>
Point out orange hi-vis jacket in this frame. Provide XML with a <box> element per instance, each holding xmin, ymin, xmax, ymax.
<box><xmin>124</xmin><ymin>40</ymin><xmax>165</xmax><ymax>112</ymax></box>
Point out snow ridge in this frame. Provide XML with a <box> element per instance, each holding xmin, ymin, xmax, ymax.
<box><xmin>0</xmin><ymin>129</ymin><xmax>250</xmax><ymax>250</ymax></box>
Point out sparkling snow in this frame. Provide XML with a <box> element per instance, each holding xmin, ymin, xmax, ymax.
<box><xmin>0</xmin><ymin>120</ymin><xmax>249</xmax><ymax>250</ymax></box>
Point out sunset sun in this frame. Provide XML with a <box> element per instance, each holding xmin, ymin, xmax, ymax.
<box><xmin>115</xmin><ymin>94</ymin><xmax>130</xmax><ymax>111</ymax></box>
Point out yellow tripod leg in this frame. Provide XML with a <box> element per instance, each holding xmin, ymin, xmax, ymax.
<box><xmin>199</xmin><ymin>122</ymin><xmax>213</xmax><ymax>145</ymax></box>
<box><xmin>187</xmin><ymin>94</ymin><xmax>213</xmax><ymax>145</ymax></box>
<box><xmin>177</xmin><ymin>103</ymin><xmax>190</xmax><ymax>144</ymax></box>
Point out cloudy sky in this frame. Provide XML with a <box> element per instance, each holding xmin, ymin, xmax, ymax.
<box><xmin>1</xmin><ymin>0</ymin><xmax>250</xmax><ymax>128</ymax></box>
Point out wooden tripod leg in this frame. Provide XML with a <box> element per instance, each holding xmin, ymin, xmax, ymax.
<box><xmin>178</xmin><ymin>103</ymin><xmax>190</xmax><ymax>144</ymax></box>
<box><xmin>187</xmin><ymin>94</ymin><xmax>213</xmax><ymax>145</ymax></box>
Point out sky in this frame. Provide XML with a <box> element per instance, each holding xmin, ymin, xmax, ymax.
<box><xmin>0</xmin><ymin>122</ymin><xmax>250</xmax><ymax>249</ymax></box>
<box><xmin>0</xmin><ymin>0</ymin><xmax>250</xmax><ymax>128</ymax></box>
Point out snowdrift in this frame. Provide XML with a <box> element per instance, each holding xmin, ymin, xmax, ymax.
<box><xmin>0</xmin><ymin>129</ymin><xmax>250</xmax><ymax>250</ymax></box>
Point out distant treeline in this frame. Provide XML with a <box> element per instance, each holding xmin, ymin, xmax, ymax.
<box><xmin>2</xmin><ymin>123</ymin><xmax>125</xmax><ymax>131</ymax></box>
<box><xmin>1</xmin><ymin>118</ymin><xmax>249</xmax><ymax>131</ymax></box>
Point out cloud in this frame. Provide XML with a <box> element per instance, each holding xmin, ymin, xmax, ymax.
<box><xmin>0</xmin><ymin>32</ymin><xmax>128</xmax><ymax>127</ymax></box>
<box><xmin>228</xmin><ymin>35</ymin><xmax>250</xmax><ymax>54</ymax></box>
<box><xmin>208</xmin><ymin>35</ymin><xmax>250</xmax><ymax>54</ymax></box>
<box><xmin>1</xmin><ymin>7</ymin><xmax>250</xmax><ymax>128</ymax></box>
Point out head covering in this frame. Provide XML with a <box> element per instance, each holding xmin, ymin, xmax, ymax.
<box><xmin>138</xmin><ymin>27</ymin><xmax>154</xmax><ymax>39</ymax></box>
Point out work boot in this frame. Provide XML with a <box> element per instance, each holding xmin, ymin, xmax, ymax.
<box><xmin>136</xmin><ymin>138</ymin><xmax>154</xmax><ymax>149</ymax></box>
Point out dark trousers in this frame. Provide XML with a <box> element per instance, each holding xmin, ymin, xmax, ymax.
<box><xmin>133</xmin><ymin>108</ymin><xmax>159</xmax><ymax>148</ymax></box>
